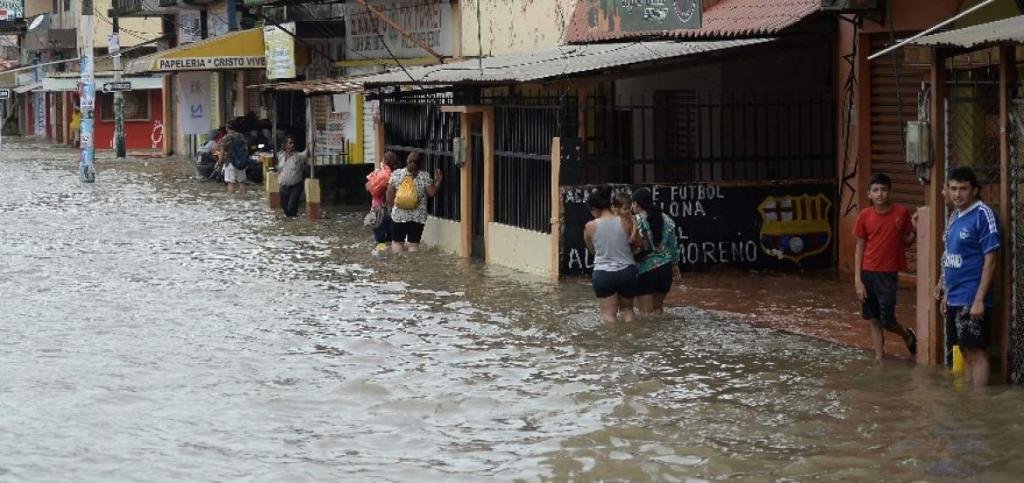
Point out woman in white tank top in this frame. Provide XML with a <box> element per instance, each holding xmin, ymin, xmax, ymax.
<box><xmin>583</xmin><ymin>186</ymin><xmax>638</xmax><ymax>323</ymax></box>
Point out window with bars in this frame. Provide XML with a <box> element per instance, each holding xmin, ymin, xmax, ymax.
<box><xmin>99</xmin><ymin>91</ymin><xmax>151</xmax><ymax>122</ymax></box>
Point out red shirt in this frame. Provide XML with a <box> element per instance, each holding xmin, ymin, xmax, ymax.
<box><xmin>854</xmin><ymin>204</ymin><xmax>912</xmax><ymax>272</ymax></box>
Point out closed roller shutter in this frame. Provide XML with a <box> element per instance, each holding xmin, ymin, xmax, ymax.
<box><xmin>869</xmin><ymin>34</ymin><xmax>930</xmax><ymax>272</ymax></box>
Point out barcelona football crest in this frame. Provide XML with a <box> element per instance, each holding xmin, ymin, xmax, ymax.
<box><xmin>757</xmin><ymin>194</ymin><xmax>832</xmax><ymax>263</ymax></box>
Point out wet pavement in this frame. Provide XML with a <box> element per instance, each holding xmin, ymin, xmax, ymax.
<box><xmin>3</xmin><ymin>137</ymin><xmax>1024</xmax><ymax>481</ymax></box>
<box><xmin>667</xmin><ymin>270</ymin><xmax>918</xmax><ymax>360</ymax></box>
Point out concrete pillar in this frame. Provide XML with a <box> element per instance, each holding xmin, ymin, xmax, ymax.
<box><xmin>459</xmin><ymin>112</ymin><xmax>473</xmax><ymax>258</ymax></box>
<box><xmin>163</xmin><ymin>76</ymin><xmax>173</xmax><ymax>156</ymax></box>
<box><xmin>915</xmin><ymin>206</ymin><xmax>939</xmax><ymax>365</ymax></box>
<box><xmin>305</xmin><ymin>178</ymin><xmax>321</xmax><ymax>220</ymax></box>
<box><xmin>919</xmin><ymin>49</ymin><xmax>948</xmax><ymax>366</ymax></box>
<box><xmin>482</xmin><ymin>107</ymin><xmax>495</xmax><ymax>264</ymax></box>
<box><xmin>550</xmin><ymin>137</ymin><xmax>562</xmax><ymax>280</ymax></box>
<box><xmin>265</xmin><ymin>171</ymin><xmax>281</xmax><ymax>210</ymax></box>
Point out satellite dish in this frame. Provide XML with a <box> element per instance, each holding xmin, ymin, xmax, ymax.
<box><xmin>28</xmin><ymin>15</ymin><xmax>44</xmax><ymax>31</ymax></box>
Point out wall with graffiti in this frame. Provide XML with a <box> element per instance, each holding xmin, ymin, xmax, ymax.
<box><xmin>560</xmin><ymin>183</ymin><xmax>836</xmax><ymax>275</ymax></box>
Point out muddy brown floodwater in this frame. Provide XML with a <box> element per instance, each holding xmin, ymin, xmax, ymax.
<box><xmin>3</xmin><ymin>138</ymin><xmax>1024</xmax><ymax>482</ymax></box>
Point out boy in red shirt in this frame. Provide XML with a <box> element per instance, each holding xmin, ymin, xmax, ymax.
<box><xmin>854</xmin><ymin>173</ymin><xmax>918</xmax><ymax>360</ymax></box>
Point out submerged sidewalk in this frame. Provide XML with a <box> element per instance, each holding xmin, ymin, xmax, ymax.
<box><xmin>666</xmin><ymin>269</ymin><xmax>917</xmax><ymax>360</ymax></box>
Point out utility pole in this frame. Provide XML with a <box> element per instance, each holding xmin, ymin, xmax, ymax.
<box><xmin>79</xmin><ymin>0</ymin><xmax>97</xmax><ymax>182</ymax></box>
<box><xmin>110</xmin><ymin>15</ymin><xmax>125</xmax><ymax>158</ymax></box>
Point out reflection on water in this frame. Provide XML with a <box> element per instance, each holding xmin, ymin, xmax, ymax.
<box><xmin>2</xmin><ymin>138</ymin><xmax>1024</xmax><ymax>481</ymax></box>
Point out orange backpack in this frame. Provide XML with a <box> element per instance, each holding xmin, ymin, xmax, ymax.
<box><xmin>366</xmin><ymin>168</ymin><xmax>390</xmax><ymax>198</ymax></box>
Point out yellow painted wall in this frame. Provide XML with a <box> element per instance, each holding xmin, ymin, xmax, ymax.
<box><xmin>422</xmin><ymin>216</ymin><xmax>462</xmax><ymax>255</ymax></box>
<box><xmin>460</xmin><ymin>0</ymin><xmax>576</xmax><ymax>56</ymax></box>
<box><xmin>487</xmin><ymin>222</ymin><xmax>553</xmax><ymax>277</ymax></box>
<box><xmin>89</xmin><ymin>0</ymin><xmax>165</xmax><ymax>48</ymax></box>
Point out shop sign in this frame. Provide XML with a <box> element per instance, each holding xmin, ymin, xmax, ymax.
<box><xmin>345</xmin><ymin>0</ymin><xmax>454</xmax><ymax>59</ymax></box>
<box><xmin>559</xmin><ymin>183</ymin><xmax>835</xmax><ymax>274</ymax></box>
<box><xmin>0</xmin><ymin>0</ymin><xmax>22</xmax><ymax>21</ymax></box>
<box><xmin>177</xmin><ymin>71</ymin><xmax>211</xmax><ymax>135</ymax></box>
<box><xmin>156</xmin><ymin>56</ymin><xmax>266</xmax><ymax>71</ymax></box>
<box><xmin>207</xmin><ymin>3</ymin><xmax>229</xmax><ymax>38</ymax></box>
<box><xmin>178</xmin><ymin>10</ymin><xmax>202</xmax><ymax>45</ymax></box>
<box><xmin>264</xmin><ymin>22</ymin><xmax>296</xmax><ymax>80</ymax></box>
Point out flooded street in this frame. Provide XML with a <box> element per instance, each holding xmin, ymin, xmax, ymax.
<box><xmin>4</xmin><ymin>138</ymin><xmax>1024</xmax><ymax>481</ymax></box>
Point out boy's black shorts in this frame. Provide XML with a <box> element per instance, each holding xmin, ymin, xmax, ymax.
<box><xmin>945</xmin><ymin>305</ymin><xmax>991</xmax><ymax>350</ymax></box>
<box><xmin>862</xmin><ymin>271</ymin><xmax>898</xmax><ymax>329</ymax></box>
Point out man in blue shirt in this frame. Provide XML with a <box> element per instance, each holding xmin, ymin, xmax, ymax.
<box><xmin>943</xmin><ymin>167</ymin><xmax>1001</xmax><ymax>386</ymax></box>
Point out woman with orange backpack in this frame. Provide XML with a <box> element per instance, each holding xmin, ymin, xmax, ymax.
<box><xmin>386</xmin><ymin>151</ymin><xmax>443</xmax><ymax>252</ymax></box>
<box><xmin>365</xmin><ymin>151</ymin><xmax>398</xmax><ymax>254</ymax></box>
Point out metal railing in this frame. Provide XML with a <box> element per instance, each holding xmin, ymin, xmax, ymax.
<box><xmin>381</xmin><ymin>95</ymin><xmax>461</xmax><ymax>221</ymax></box>
<box><xmin>489</xmin><ymin>96</ymin><xmax>565</xmax><ymax>234</ymax></box>
<box><xmin>576</xmin><ymin>93</ymin><xmax>836</xmax><ymax>184</ymax></box>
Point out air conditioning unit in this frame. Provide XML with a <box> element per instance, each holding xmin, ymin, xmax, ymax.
<box><xmin>821</xmin><ymin>0</ymin><xmax>881</xmax><ymax>12</ymax></box>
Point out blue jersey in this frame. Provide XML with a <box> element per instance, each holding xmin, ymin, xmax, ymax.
<box><xmin>943</xmin><ymin>201</ymin><xmax>1001</xmax><ymax>307</ymax></box>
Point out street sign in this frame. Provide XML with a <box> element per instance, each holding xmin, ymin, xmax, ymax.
<box><xmin>0</xmin><ymin>89</ymin><xmax>9</xmax><ymax>99</ymax></box>
<box><xmin>103</xmin><ymin>81</ymin><xmax>132</xmax><ymax>92</ymax></box>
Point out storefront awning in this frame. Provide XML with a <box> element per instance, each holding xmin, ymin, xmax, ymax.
<box><xmin>14</xmin><ymin>81</ymin><xmax>41</xmax><ymax>93</ymax></box>
<box><xmin>249</xmin><ymin>77</ymin><xmax>363</xmax><ymax>96</ymax></box>
<box><xmin>0</xmin><ymin>70</ymin><xmax>15</xmax><ymax>89</ymax></box>
<box><xmin>359</xmin><ymin>38</ymin><xmax>772</xmax><ymax>86</ymax></box>
<box><xmin>42</xmin><ymin>75</ymin><xmax>165</xmax><ymax>92</ymax></box>
<box><xmin>911</xmin><ymin>15</ymin><xmax>1024</xmax><ymax>49</ymax></box>
<box><xmin>126</xmin><ymin>28</ymin><xmax>267</xmax><ymax>75</ymax></box>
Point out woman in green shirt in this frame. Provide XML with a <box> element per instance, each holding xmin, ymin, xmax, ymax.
<box><xmin>631</xmin><ymin>188</ymin><xmax>680</xmax><ymax>315</ymax></box>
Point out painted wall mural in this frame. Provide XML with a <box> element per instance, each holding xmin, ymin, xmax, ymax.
<box><xmin>559</xmin><ymin>183</ymin><xmax>836</xmax><ymax>274</ymax></box>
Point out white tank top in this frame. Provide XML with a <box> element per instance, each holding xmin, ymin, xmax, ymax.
<box><xmin>593</xmin><ymin>217</ymin><xmax>634</xmax><ymax>272</ymax></box>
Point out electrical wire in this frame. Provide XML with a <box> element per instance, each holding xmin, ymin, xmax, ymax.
<box><xmin>361</xmin><ymin>1</ymin><xmax>430</xmax><ymax>94</ymax></box>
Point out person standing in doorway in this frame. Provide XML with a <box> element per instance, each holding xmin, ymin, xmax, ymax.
<box><xmin>366</xmin><ymin>151</ymin><xmax>398</xmax><ymax>254</ymax></box>
<box><xmin>277</xmin><ymin>134</ymin><xmax>309</xmax><ymax>218</ymax></box>
<box><xmin>69</xmin><ymin>107</ymin><xmax>81</xmax><ymax>148</ymax></box>
<box><xmin>219</xmin><ymin>120</ymin><xmax>250</xmax><ymax>194</ymax></box>
<box><xmin>854</xmin><ymin>173</ymin><xmax>918</xmax><ymax>361</ymax></box>
<box><xmin>631</xmin><ymin>187</ymin><xmax>679</xmax><ymax>316</ymax></box>
<box><xmin>943</xmin><ymin>167</ymin><xmax>1001</xmax><ymax>386</ymax></box>
<box><xmin>584</xmin><ymin>186</ymin><xmax>638</xmax><ymax>324</ymax></box>
<box><xmin>386</xmin><ymin>152</ymin><xmax>442</xmax><ymax>252</ymax></box>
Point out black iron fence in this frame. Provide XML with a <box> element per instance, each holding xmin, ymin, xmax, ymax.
<box><xmin>489</xmin><ymin>96</ymin><xmax>567</xmax><ymax>234</ymax></box>
<box><xmin>574</xmin><ymin>93</ymin><xmax>835</xmax><ymax>184</ymax></box>
<box><xmin>1009</xmin><ymin>96</ymin><xmax>1024</xmax><ymax>383</ymax></box>
<box><xmin>381</xmin><ymin>95</ymin><xmax>461</xmax><ymax>221</ymax></box>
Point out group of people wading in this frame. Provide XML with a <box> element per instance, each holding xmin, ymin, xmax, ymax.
<box><xmin>365</xmin><ymin>151</ymin><xmax>443</xmax><ymax>255</ymax></box>
<box><xmin>584</xmin><ymin>185</ymin><xmax>681</xmax><ymax>323</ymax></box>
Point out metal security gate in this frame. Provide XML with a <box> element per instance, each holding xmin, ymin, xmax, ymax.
<box><xmin>1010</xmin><ymin>97</ymin><xmax>1024</xmax><ymax>383</ymax></box>
<box><xmin>380</xmin><ymin>95</ymin><xmax>461</xmax><ymax>222</ymax></box>
<box><xmin>945</xmin><ymin>76</ymin><xmax>1005</xmax><ymax>370</ymax></box>
<box><xmin>490</xmin><ymin>97</ymin><xmax>562</xmax><ymax>234</ymax></box>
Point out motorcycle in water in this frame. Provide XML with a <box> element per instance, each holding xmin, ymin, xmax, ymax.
<box><xmin>194</xmin><ymin>139</ymin><xmax>220</xmax><ymax>181</ymax></box>
<box><xmin>195</xmin><ymin>142</ymin><xmax>270</xmax><ymax>184</ymax></box>
<box><xmin>245</xmin><ymin>143</ymin><xmax>271</xmax><ymax>185</ymax></box>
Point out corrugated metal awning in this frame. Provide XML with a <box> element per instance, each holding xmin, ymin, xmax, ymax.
<box><xmin>566</xmin><ymin>0</ymin><xmax>818</xmax><ymax>44</ymax></box>
<box><xmin>359</xmin><ymin>38</ymin><xmax>772</xmax><ymax>86</ymax></box>
<box><xmin>249</xmin><ymin>77</ymin><xmax>363</xmax><ymax>95</ymax></box>
<box><xmin>911</xmin><ymin>15</ymin><xmax>1024</xmax><ymax>49</ymax></box>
